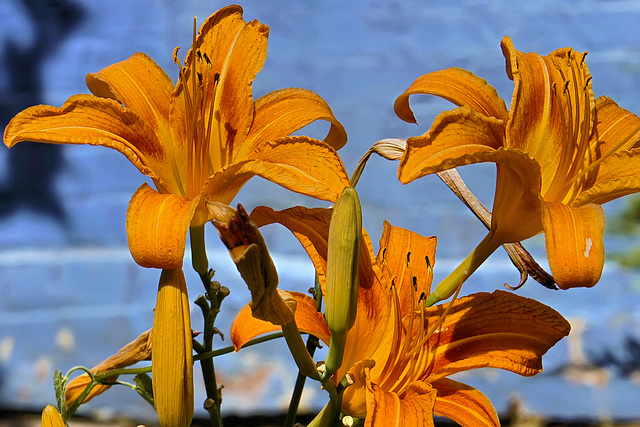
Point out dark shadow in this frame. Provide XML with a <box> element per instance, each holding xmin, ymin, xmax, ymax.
<box><xmin>590</xmin><ymin>334</ymin><xmax>640</xmax><ymax>377</ymax></box>
<box><xmin>0</xmin><ymin>0</ymin><xmax>85</xmax><ymax>220</ymax></box>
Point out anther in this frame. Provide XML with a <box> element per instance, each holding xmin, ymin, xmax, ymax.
<box><xmin>412</xmin><ymin>276</ymin><xmax>418</xmax><ymax>290</ymax></box>
<box><xmin>203</xmin><ymin>52</ymin><xmax>212</xmax><ymax>66</ymax></box>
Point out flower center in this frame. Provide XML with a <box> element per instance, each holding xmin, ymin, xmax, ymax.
<box><xmin>544</xmin><ymin>50</ymin><xmax>593</xmax><ymax>203</ymax></box>
<box><xmin>375</xmin><ymin>252</ymin><xmax>459</xmax><ymax>396</ymax></box>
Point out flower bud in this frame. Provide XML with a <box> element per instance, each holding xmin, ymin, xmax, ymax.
<box><xmin>324</xmin><ymin>187</ymin><xmax>362</xmax><ymax>377</ymax></box>
<box><xmin>41</xmin><ymin>405</ymin><xmax>65</xmax><ymax>427</ymax></box>
<box><xmin>211</xmin><ymin>202</ymin><xmax>294</xmax><ymax>325</ymax></box>
<box><xmin>65</xmin><ymin>329</ymin><xmax>151</xmax><ymax>408</ymax></box>
<box><xmin>152</xmin><ymin>269</ymin><xmax>193</xmax><ymax>427</ymax></box>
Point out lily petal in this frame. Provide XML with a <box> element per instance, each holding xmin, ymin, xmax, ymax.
<box><xmin>126</xmin><ymin>183</ymin><xmax>204</xmax><ymax>269</ymax></box>
<box><xmin>250</xmin><ymin>206</ymin><xmax>377</xmax><ymax>293</ymax></box>
<box><xmin>491</xmin><ymin>160</ymin><xmax>544</xmax><ymax>243</ymax></box>
<box><xmin>574</xmin><ymin>150</ymin><xmax>640</xmax><ymax>205</ymax></box>
<box><xmin>432</xmin><ymin>378</ymin><xmax>500</xmax><ymax>427</ymax></box>
<box><xmin>394</xmin><ymin>67</ymin><xmax>508</xmax><ymax>124</ymax></box>
<box><xmin>249</xmin><ymin>205</ymin><xmax>391</xmax><ymax>382</ymax></box>
<box><xmin>426</xmin><ymin>290</ymin><xmax>570</xmax><ymax>381</ymax></box>
<box><xmin>181</xmin><ymin>5</ymin><xmax>268</xmax><ymax>165</ymax></box>
<box><xmin>3</xmin><ymin>95</ymin><xmax>172</xmax><ymax>190</ymax></box>
<box><xmin>244</xmin><ymin>87</ymin><xmax>348</xmax><ymax>153</ymax></box>
<box><xmin>230</xmin><ymin>291</ymin><xmax>330</xmax><ymax>351</ymax></box>
<box><xmin>152</xmin><ymin>269</ymin><xmax>193</xmax><ymax>427</ymax></box>
<box><xmin>502</xmin><ymin>36</ymin><xmax>594</xmax><ymax>196</ymax></box>
<box><xmin>377</xmin><ymin>221</ymin><xmax>436</xmax><ymax>315</ymax></box>
<box><xmin>86</xmin><ymin>52</ymin><xmax>174</xmax><ymax>136</ymax></box>
<box><xmin>541</xmin><ymin>202</ymin><xmax>605</xmax><ymax>289</ymax></box>
<box><xmin>592</xmin><ymin>97</ymin><xmax>640</xmax><ymax>154</ymax></box>
<box><xmin>398</xmin><ymin>106</ymin><xmax>505</xmax><ymax>184</ymax></box>
<box><xmin>365</xmin><ymin>380</ymin><xmax>437</xmax><ymax>427</ymax></box>
<box><xmin>204</xmin><ymin>136</ymin><xmax>350</xmax><ymax>204</ymax></box>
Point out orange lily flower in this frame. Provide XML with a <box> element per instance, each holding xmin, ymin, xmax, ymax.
<box><xmin>395</xmin><ymin>36</ymin><xmax>640</xmax><ymax>290</ymax></box>
<box><xmin>3</xmin><ymin>5</ymin><xmax>349</xmax><ymax>270</ymax></box>
<box><xmin>231</xmin><ymin>206</ymin><xmax>570</xmax><ymax>426</ymax></box>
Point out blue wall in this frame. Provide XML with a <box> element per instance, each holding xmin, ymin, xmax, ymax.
<box><xmin>1</xmin><ymin>0</ymin><xmax>640</xmax><ymax>422</ymax></box>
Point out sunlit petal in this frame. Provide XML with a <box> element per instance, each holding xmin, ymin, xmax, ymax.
<box><xmin>377</xmin><ymin>221</ymin><xmax>436</xmax><ymax>313</ymax></box>
<box><xmin>426</xmin><ymin>290</ymin><xmax>570</xmax><ymax>381</ymax></box>
<box><xmin>432</xmin><ymin>378</ymin><xmax>499</xmax><ymax>427</ymax></box>
<box><xmin>86</xmin><ymin>52</ymin><xmax>174</xmax><ymax>134</ymax></box>
<box><xmin>394</xmin><ymin>67</ymin><xmax>508</xmax><ymax>124</ymax></box>
<box><xmin>204</xmin><ymin>136</ymin><xmax>350</xmax><ymax>204</ymax></box>
<box><xmin>541</xmin><ymin>202</ymin><xmax>605</xmax><ymax>289</ymax></box>
<box><xmin>574</xmin><ymin>150</ymin><xmax>640</xmax><ymax>205</ymax></box>
<box><xmin>244</xmin><ymin>87</ymin><xmax>348</xmax><ymax>153</ymax></box>
<box><xmin>502</xmin><ymin>36</ymin><xmax>594</xmax><ymax>196</ymax></box>
<box><xmin>592</xmin><ymin>97</ymin><xmax>640</xmax><ymax>153</ymax></box>
<box><xmin>3</xmin><ymin>95</ymin><xmax>174</xmax><ymax>191</ymax></box>
<box><xmin>230</xmin><ymin>291</ymin><xmax>330</xmax><ymax>351</ymax></box>
<box><xmin>126</xmin><ymin>183</ymin><xmax>205</xmax><ymax>269</ymax></box>
<box><xmin>365</xmin><ymin>380</ymin><xmax>436</xmax><ymax>427</ymax></box>
<box><xmin>179</xmin><ymin>5</ymin><xmax>268</xmax><ymax>164</ymax></box>
<box><xmin>398</xmin><ymin>106</ymin><xmax>505</xmax><ymax>184</ymax></box>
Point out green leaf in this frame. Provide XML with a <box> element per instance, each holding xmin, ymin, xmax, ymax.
<box><xmin>53</xmin><ymin>369</ymin><xmax>67</xmax><ymax>418</ymax></box>
<box><xmin>133</xmin><ymin>373</ymin><xmax>155</xmax><ymax>408</ymax></box>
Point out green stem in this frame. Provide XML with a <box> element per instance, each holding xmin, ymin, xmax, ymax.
<box><xmin>284</xmin><ymin>276</ymin><xmax>323</xmax><ymax>427</ymax></box>
<box><xmin>283</xmin><ymin>335</ymin><xmax>321</xmax><ymax>427</ymax></box>
<box><xmin>281</xmin><ymin>321</ymin><xmax>320</xmax><ymax>380</ymax></box>
<box><xmin>190</xmin><ymin>226</ymin><xmax>224</xmax><ymax>427</ymax></box>
<box><xmin>190</xmin><ymin>226</ymin><xmax>209</xmax><ymax>276</ymax></box>
<box><xmin>425</xmin><ymin>231</ymin><xmax>503</xmax><ymax>307</ymax></box>
<box><xmin>195</xmin><ymin>332</ymin><xmax>285</xmax><ymax>361</ymax></box>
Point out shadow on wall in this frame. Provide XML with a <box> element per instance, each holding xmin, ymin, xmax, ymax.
<box><xmin>0</xmin><ymin>0</ymin><xmax>85</xmax><ymax>221</ymax></box>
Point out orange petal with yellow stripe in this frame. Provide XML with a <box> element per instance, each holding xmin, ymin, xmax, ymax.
<box><xmin>126</xmin><ymin>183</ymin><xmax>204</xmax><ymax>269</ymax></box>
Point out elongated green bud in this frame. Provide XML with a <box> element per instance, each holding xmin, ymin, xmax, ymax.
<box><xmin>324</xmin><ymin>186</ymin><xmax>362</xmax><ymax>378</ymax></box>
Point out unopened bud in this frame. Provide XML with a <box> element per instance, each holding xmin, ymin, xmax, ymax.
<box><xmin>212</xmin><ymin>203</ymin><xmax>294</xmax><ymax>325</ymax></box>
<box><xmin>324</xmin><ymin>187</ymin><xmax>362</xmax><ymax>377</ymax></box>
<box><xmin>41</xmin><ymin>405</ymin><xmax>65</xmax><ymax>427</ymax></box>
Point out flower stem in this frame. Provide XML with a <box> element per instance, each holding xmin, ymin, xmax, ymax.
<box><xmin>190</xmin><ymin>226</ymin><xmax>224</xmax><ymax>427</ymax></box>
<box><xmin>284</xmin><ymin>276</ymin><xmax>324</xmax><ymax>427</ymax></box>
<box><xmin>283</xmin><ymin>334</ymin><xmax>321</xmax><ymax>427</ymax></box>
<box><xmin>425</xmin><ymin>231</ymin><xmax>502</xmax><ymax>307</ymax></box>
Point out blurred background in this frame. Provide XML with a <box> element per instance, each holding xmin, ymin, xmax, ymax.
<box><xmin>1</xmin><ymin>0</ymin><xmax>640</xmax><ymax>425</ymax></box>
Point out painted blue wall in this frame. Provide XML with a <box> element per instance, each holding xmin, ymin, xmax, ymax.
<box><xmin>1</xmin><ymin>0</ymin><xmax>640</xmax><ymax>422</ymax></box>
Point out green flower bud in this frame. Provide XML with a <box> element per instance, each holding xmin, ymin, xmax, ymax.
<box><xmin>324</xmin><ymin>186</ymin><xmax>362</xmax><ymax>377</ymax></box>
